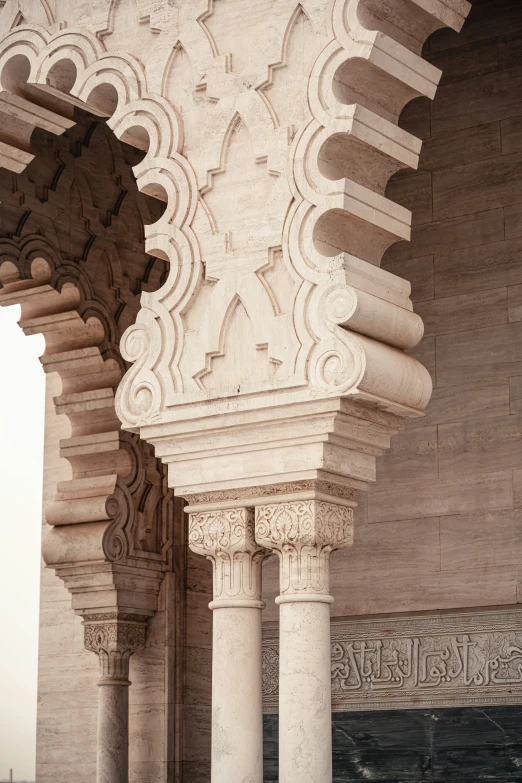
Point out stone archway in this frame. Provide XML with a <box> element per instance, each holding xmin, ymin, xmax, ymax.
<box><xmin>0</xmin><ymin>106</ymin><xmax>186</xmax><ymax>783</ymax></box>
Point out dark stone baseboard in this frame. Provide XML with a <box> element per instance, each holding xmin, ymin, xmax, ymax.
<box><xmin>263</xmin><ymin>706</ymin><xmax>522</xmax><ymax>782</ymax></box>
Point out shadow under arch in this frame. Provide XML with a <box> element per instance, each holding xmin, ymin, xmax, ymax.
<box><xmin>0</xmin><ymin>83</ymin><xmax>186</xmax><ymax>780</ymax></box>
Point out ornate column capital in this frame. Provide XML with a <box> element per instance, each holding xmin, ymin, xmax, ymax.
<box><xmin>255</xmin><ymin>500</ymin><xmax>353</xmax><ymax>602</ymax></box>
<box><xmin>188</xmin><ymin>507</ymin><xmax>268</xmax><ymax>609</ymax></box>
<box><xmin>83</xmin><ymin>613</ymin><xmax>147</xmax><ymax>685</ymax></box>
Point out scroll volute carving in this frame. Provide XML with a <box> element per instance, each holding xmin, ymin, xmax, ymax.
<box><xmin>0</xmin><ymin>246</ymin><xmax>173</xmax><ymax>606</ymax></box>
<box><xmin>0</xmin><ymin>0</ymin><xmax>470</xmax><ymax>433</ymax></box>
<box><xmin>0</xmin><ymin>1</ymin><xmax>472</xmax><ymax>590</ymax></box>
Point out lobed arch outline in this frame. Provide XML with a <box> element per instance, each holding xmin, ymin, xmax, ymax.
<box><xmin>0</xmin><ymin>22</ymin><xmax>201</xmax><ymax>427</ymax></box>
<box><xmin>0</xmin><ymin>84</ymin><xmax>176</xmax><ymax>621</ymax></box>
<box><xmin>0</xmin><ymin>232</ymin><xmax>174</xmax><ymax>570</ymax></box>
<box><xmin>0</xmin><ymin>4</ymin><xmax>477</xmax><ymax>777</ymax></box>
<box><xmin>115</xmin><ymin>0</ymin><xmax>470</xmax><ymax>428</ymax></box>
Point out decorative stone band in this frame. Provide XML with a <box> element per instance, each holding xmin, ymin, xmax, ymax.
<box><xmin>188</xmin><ymin>507</ymin><xmax>267</xmax><ymax>609</ymax></box>
<box><xmin>262</xmin><ymin>609</ymin><xmax>522</xmax><ymax>712</ymax></box>
<box><xmin>83</xmin><ymin>613</ymin><xmax>147</xmax><ymax>685</ymax></box>
<box><xmin>255</xmin><ymin>500</ymin><xmax>354</xmax><ymax>600</ymax></box>
<box><xmin>184</xmin><ymin>480</ymin><xmax>358</xmax><ymax>509</ymax></box>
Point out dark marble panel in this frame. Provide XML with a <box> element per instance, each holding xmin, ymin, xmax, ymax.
<box><xmin>263</xmin><ymin>706</ymin><xmax>522</xmax><ymax>782</ymax></box>
<box><xmin>263</xmin><ymin>716</ymin><xmax>278</xmax><ymax>783</ymax></box>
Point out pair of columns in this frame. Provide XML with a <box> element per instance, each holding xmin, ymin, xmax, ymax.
<box><xmin>188</xmin><ymin>498</ymin><xmax>354</xmax><ymax>783</ymax></box>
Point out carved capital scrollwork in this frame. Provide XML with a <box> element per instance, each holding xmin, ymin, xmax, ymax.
<box><xmin>255</xmin><ymin>500</ymin><xmax>353</xmax><ymax>600</ymax></box>
<box><xmin>188</xmin><ymin>507</ymin><xmax>267</xmax><ymax>609</ymax></box>
<box><xmin>83</xmin><ymin>613</ymin><xmax>147</xmax><ymax>684</ymax></box>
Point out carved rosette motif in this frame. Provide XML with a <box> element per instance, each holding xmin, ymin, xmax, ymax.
<box><xmin>262</xmin><ymin>647</ymin><xmax>279</xmax><ymax>698</ymax></box>
<box><xmin>83</xmin><ymin>613</ymin><xmax>147</xmax><ymax>683</ymax></box>
<box><xmin>189</xmin><ymin>507</ymin><xmax>267</xmax><ymax>607</ymax></box>
<box><xmin>255</xmin><ymin>501</ymin><xmax>353</xmax><ymax>598</ymax></box>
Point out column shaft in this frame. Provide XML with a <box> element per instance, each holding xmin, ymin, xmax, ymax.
<box><xmin>212</xmin><ymin>606</ymin><xmax>263</xmax><ymax>782</ymax></box>
<box><xmin>188</xmin><ymin>506</ymin><xmax>267</xmax><ymax>783</ymax></box>
<box><xmin>256</xmin><ymin>499</ymin><xmax>354</xmax><ymax>783</ymax></box>
<box><xmin>278</xmin><ymin>600</ymin><xmax>332</xmax><ymax>783</ymax></box>
<box><xmin>83</xmin><ymin>613</ymin><xmax>147</xmax><ymax>783</ymax></box>
<box><xmin>97</xmin><ymin>683</ymin><xmax>130</xmax><ymax>783</ymax></box>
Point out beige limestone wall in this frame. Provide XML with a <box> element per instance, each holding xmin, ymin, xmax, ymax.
<box><xmin>261</xmin><ymin>0</ymin><xmax>522</xmax><ymax>621</ymax></box>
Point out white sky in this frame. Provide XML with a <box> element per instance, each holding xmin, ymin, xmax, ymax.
<box><xmin>0</xmin><ymin>306</ymin><xmax>45</xmax><ymax>782</ymax></box>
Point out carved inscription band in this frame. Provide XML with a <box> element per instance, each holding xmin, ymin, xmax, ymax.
<box><xmin>262</xmin><ymin>610</ymin><xmax>522</xmax><ymax>712</ymax></box>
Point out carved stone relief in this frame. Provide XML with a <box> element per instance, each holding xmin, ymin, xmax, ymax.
<box><xmin>0</xmin><ymin>111</ymin><xmax>174</xmax><ymax>609</ymax></box>
<box><xmin>0</xmin><ymin>3</ymin><xmax>469</xmax><ymax>498</ymax></box>
<box><xmin>263</xmin><ymin>610</ymin><xmax>522</xmax><ymax>712</ymax></box>
<box><xmin>256</xmin><ymin>500</ymin><xmax>354</xmax><ymax>596</ymax></box>
<box><xmin>188</xmin><ymin>507</ymin><xmax>266</xmax><ymax>604</ymax></box>
<box><xmin>0</xmin><ymin>1</ymin><xmax>477</xmax><ymax>780</ymax></box>
<box><xmin>83</xmin><ymin>612</ymin><xmax>147</xmax><ymax>682</ymax></box>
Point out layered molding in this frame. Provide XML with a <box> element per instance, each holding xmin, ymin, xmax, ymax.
<box><xmin>0</xmin><ymin>115</ymin><xmax>174</xmax><ymax>616</ymax></box>
<box><xmin>119</xmin><ymin>0</ymin><xmax>461</xmax><ymax>429</ymax></box>
<box><xmin>262</xmin><ymin>610</ymin><xmax>522</xmax><ymax>712</ymax></box>
<box><xmin>0</xmin><ymin>0</ymin><xmax>472</xmax><ymax>673</ymax></box>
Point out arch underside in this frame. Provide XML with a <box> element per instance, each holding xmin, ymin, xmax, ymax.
<box><xmin>0</xmin><ymin>106</ymin><xmax>177</xmax><ymax>597</ymax></box>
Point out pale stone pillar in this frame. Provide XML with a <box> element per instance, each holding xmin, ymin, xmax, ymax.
<box><xmin>256</xmin><ymin>500</ymin><xmax>354</xmax><ymax>783</ymax></box>
<box><xmin>188</xmin><ymin>507</ymin><xmax>267</xmax><ymax>783</ymax></box>
<box><xmin>83</xmin><ymin>613</ymin><xmax>147</xmax><ymax>783</ymax></box>
<box><xmin>96</xmin><ymin>683</ymin><xmax>129</xmax><ymax>783</ymax></box>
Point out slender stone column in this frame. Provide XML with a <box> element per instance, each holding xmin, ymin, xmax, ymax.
<box><xmin>255</xmin><ymin>500</ymin><xmax>354</xmax><ymax>783</ymax></box>
<box><xmin>188</xmin><ymin>507</ymin><xmax>267</xmax><ymax>783</ymax></box>
<box><xmin>83</xmin><ymin>613</ymin><xmax>147</xmax><ymax>783</ymax></box>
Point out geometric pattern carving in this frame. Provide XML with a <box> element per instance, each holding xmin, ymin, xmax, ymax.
<box><xmin>0</xmin><ymin>0</ymin><xmax>472</xmax><ymax>631</ymax></box>
<box><xmin>0</xmin><ymin>4</ymin><xmax>469</xmax><ymax>498</ymax></box>
<box><xmin>263</xmin><ymin>610</ymin><xmax>522</xmax><ymax>712</ymax></box>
